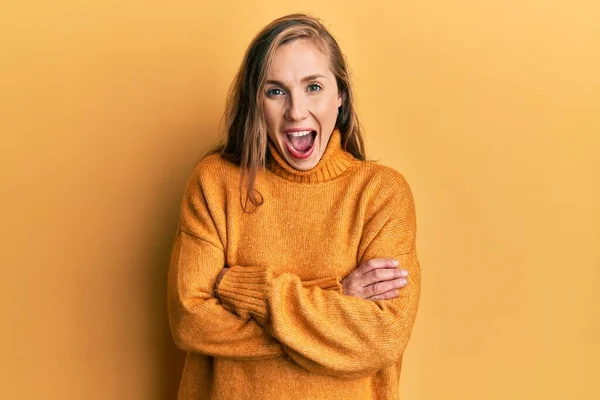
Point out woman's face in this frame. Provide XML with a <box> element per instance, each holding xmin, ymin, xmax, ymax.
<box><xmin>263</xmin><ymin>39</ymin><xmax>342</xmax><ymax>170</ymax></box>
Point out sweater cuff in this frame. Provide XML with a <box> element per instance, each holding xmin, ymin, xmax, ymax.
<box><xmin>216</xmin><ymin>265</ymin><xmax>271</xmax><ymax>323</ymax></box>
<box><xmin>302</xmin><ymin>276</ymin><xmax>343</xmax><ymax>293</ymax></box>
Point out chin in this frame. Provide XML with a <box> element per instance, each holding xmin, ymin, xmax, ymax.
<box><xmin>289</xmin><ymin>157</ymin><xmax>318</xmax><ymax>171</ymax></box>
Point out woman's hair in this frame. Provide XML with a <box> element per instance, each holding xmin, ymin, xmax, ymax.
<box><xmin>209</xmin><ymin>13</ymin><xmax>365</xmax><ymax>212</ymax></box>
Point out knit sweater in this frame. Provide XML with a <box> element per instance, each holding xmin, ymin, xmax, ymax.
<box><xmin>168</xmin><ymin>129</ymin><xmax>421</xmax><ymax>400</ymax></box>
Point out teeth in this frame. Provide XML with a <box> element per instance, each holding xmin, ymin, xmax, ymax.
<box><xmin>287</xmin><ymin>130</ymin><xmax>313</xmax><ymax>137</ymax></box>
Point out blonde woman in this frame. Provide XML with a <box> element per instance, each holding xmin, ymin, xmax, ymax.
<box><xmin>168</xmin><ymin>14</ymin><xmax>421</xmax><ymax>400</ymax></box>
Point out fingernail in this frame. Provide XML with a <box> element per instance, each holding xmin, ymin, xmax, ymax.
<box><xmin>401</xmin><ymin>270</ymin><xmax>408</xmax><ymax>277</ymax></box>
<box><xmin>393</xmin><ymin>260</ymin><xmax>399</xmax><ymax>266</ymax></box>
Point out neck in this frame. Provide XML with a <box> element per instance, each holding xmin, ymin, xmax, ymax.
<box><xmin>266</xmin><ymin>129</ymin><xmax>357</xmax><ymax>183</ymax></box>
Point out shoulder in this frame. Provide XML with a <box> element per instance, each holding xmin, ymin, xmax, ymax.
<box><xmin>179</xmin><ymin>153</ymin><xmax>237</xmax><ymax>231</ymax></box>
<box><xmin>190</xmin><ymin>153</ymin><xmax>239</xmax><ymax>183</ymax></box>
<box><xmin>354</xmin><ymin>161</ymin><xmax>414</xmax><ymax>212</ymax></box>
<box><xmin>180</xmin><ymin>153</ymin><xmax>241</xmax><ymax>216</ymax></box>
<box><xmin>355</xmin><ymin>161</ymin><xmax>418</xmax><ymax>255</ymax></box>
<box><xmin>359</xmin><ymin>161</ymin><xmax>412</xmax><ymax>194</ymax></box>
<box><xmin>185</xmin><ymin>153</ymin><xmax>239</xmax><ymax>193</ymax></box>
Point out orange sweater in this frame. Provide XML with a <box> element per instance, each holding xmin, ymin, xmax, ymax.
<box><xmin>168</xmin><ymin>130</ymin><xmax>421</xmax><ymax>399</ymax></box>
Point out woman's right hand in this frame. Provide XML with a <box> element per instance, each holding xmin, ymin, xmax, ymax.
<box><xmin>341</xmin><ymin>258</ymin><xmax>408</xmax><ymax>301</ymax></box>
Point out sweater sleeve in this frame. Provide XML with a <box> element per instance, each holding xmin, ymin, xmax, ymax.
<box><xmin>167</xmin><ymin>165</ymin><xmax>343</xmax><ymax>361</ymax></box>
<box><xmin>216</xmin><ymin>177</ymin><xmax>421</xmax><ymax>378</ymax></box>
<box><xmin>168</xmin><ymin>229</ymin><xmax>282</xmax><ymax>359</ymax></box>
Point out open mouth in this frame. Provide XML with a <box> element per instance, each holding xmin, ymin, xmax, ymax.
<box><xmin>283</xmin><ymin>130</ymin><xmax>317</xmax><ymax>160</ymax></box>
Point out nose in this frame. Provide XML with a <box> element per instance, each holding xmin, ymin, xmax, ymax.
<box><xmin>284</xmin><ymin>92</ymin><xmax>308</xmax><ymax>121</ymax></box>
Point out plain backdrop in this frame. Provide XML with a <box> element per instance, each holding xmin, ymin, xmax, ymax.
<box><xmin>1</xmin><ymin>1</ymin><xmax>598</xmax><ymax>399</ymax></box>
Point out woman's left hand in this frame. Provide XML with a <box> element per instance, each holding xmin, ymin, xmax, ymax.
<box><xmin>341</xmin><ymin>258</ymin><xmax>408</xmax><ymax>301</ymax></box>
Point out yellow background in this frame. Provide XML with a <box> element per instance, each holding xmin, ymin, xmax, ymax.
<box><xmin>1</xmin><ymin>1</ymin><xmax>598</xmax><ymax>399</ymax></box>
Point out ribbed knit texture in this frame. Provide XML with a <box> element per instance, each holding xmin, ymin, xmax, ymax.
<box><xmin>167</xmin><ymin>129</ymin><xmax>421</xmax><ymax>400</ymax></box>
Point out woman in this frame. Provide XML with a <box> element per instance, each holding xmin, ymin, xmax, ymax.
<box><xmin>168</xmin><ymin>14</ymin><xmax>420</xmax><ymax>400</ymax></box>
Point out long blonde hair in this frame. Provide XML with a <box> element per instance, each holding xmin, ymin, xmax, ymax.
<box><xmin>210</xmin><ymin>14</ymin><xmax>365</xmax><ymax>212</ymax></box>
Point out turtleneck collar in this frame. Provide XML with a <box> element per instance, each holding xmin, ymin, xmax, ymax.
<box><xmin>266</xmin><ymin>129</ymin><xmax>357</xmax><ymax>183</ymax></box>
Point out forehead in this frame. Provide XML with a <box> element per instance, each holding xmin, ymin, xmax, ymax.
<box><xmin>267</xmin><ymin>39</ymin><xmax>332</xmax><ymax>80</ymax></box>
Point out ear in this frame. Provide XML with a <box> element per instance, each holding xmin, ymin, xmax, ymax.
<box><xmin>337</xmin><ymin>92</ymin><xmax>343</xmax><ymax>108</ymax></box>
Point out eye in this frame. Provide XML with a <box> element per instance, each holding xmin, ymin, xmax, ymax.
<box><xmin>307</xmin><ymin>83</ymin><xmax>323</xmax><ymax>92</ymax></box>
<box><xmin>267</xmin><ymin>88</ymin><xmax>285</xmax><ymax>97</ymax></box>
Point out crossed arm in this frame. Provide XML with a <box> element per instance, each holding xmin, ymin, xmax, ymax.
<box><xmin>168</xmin><ymin>229</ymin><xmax>346</xmax><ymax>360</ymax></box>
<box><xmin>168</xmin><ymin>185</ymin><xmax>419</xmax><ymax>379</ymax></box>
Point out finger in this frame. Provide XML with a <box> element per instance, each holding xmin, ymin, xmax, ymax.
<box><xmin>356</xmin><ymin>258</ymin><xmax>399</xmax><ymax>275</ymax></box>
<box><xmin>363</xmin><ymin>278</ymin><xmax>407</xmax><ymax>298</ymax></box>
<box><xmin>368</xmin><ymin>288</ymin><xmax>400</xmax><ymax>301</ymax></box>
<box><xmin>363</xmin><ymin>268</ymin><xmax>408</xmax><ymax>286</ymax></box>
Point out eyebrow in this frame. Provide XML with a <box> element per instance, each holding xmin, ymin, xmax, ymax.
<box><xmin>265</xmin><ymin>74</ymin><xmax>326</xmax><ymax>86</ymax></box>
